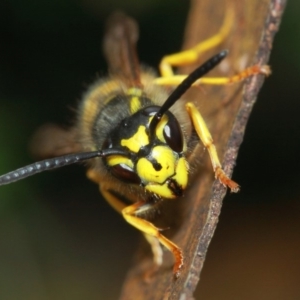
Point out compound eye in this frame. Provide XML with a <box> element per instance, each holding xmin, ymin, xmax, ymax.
<box><xmin>110</xmin><ymin>164</ymin><xmax>141</xmax><ymax>184</ymax></box>
<box><xmin>163</xmin><ymin>117</ymin><xmax>184</xmax><ymax>153</ymax></box>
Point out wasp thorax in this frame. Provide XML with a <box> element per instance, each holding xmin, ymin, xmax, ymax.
<box><xmin>103</xmin><ymin>105</ymin><xmax>188</xmax><ymax>198</ymax></box>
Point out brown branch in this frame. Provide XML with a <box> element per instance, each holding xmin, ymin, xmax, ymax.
<box><xmin>119</xmin><ymin>0</ymin><xmax>286</xmax><ymax>299</ymax></box>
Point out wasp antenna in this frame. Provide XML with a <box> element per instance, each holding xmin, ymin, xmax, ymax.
<box><xmin>0</xmin><ymin>149</ymin><xmax>129</xmax><ymax>186</ymax></box>
<box><xmin>149</xmin><ymin>50</ymin><xmax>228</xmax><ymax>134</ymax></box>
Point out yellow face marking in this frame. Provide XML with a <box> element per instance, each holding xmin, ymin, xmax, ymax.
<box><xmin>121</xmin><ymin>125</ymin><xmax>149</xmax><ymax>153</ymax></box>
<box><xmin>135</xmin><ymin>142</ymin><xmax>189</xmax><ymax>198</ymax></box>
<box><xmin>136</xmin><ymin>146</ymin><xmax>175</xmax><ymax>184</ymax></box>
<box><xmin>155</xmin><ymin>115</ymin><xmax>168</xmax><ymax>144</ymax></box>
<box><xmin>144</xmin><ymin>157</ymin><xmax>188</xmax><ymax>198</ymax></box>
<box><xmin>106</xmin><ymin>155</ymin><xmax>134</xmax><ymax>169</ymax></box>
<box><xmin>173</xmin><ymin>157</ymin><xmax>188</xmax><ymax>190</ymax></box>
<box><xmin>130</xmin><ymin>96</ymin><xmax>142</xmax><ymax>114</ymax></box>
<box><xmin>146</xmin><ymin>183</ymin><xmax>176</xmax><ymax>199</ymax></box>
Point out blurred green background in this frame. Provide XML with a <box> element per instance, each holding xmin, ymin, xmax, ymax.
<box><xmin>0</xmin><ymin>0</ymin><xmax>299</xmax><ymax>299</ymax></box>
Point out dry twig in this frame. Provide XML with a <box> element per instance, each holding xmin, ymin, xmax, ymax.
<box><xmin>120</xmin><ymin>0</ymin><xmax>286</xmax><ymax>299</ymax></box>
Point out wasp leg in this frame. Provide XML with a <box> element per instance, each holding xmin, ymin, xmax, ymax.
<box><xmin>123</xmin><ymin>201</ymin><xmax>183</xmax><ymax>278</ymax></box>
<box><xmin>158</xmin><ymin>6</ymin><xmax>234</xmax><ymax>78</ymax></box>
<box><xmin>154</xmin><ymin>3</ymin><xmax>270</xmax><ymax>87</ymax></box>
<box><xmin>154</xmin><ymin>64</ymin><xmax>271</xmax><ymax>86</ymax></box>
<box><xmin>86</xmin><ymin>169</ymin><xmax>165</xmax><ymax>271</ymax></box>
<box><xmin>186</xmin><ymin>102</ymin><xmax>239</xmax><ymax>192</ymax></box>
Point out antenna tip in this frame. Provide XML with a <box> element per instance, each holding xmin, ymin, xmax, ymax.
<box><xmin>220</xmin><ymin>49</ymin><xmax>229</xmax><ymax>57</ymax></box>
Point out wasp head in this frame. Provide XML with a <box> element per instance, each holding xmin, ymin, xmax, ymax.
<box><xmin>103</xmin><ymin>104</ymin><xmax>188</xmax><ymax>199</ymax></box>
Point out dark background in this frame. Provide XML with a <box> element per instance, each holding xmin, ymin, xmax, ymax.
<box><xmin>0</xmin><ymin>0</ymin><xmax>299</xmax><ymax>299</ymax></box>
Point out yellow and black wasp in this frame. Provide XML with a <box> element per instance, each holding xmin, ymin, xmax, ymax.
<box><xmin>0</xmin><ymin>10</ymin><xmax>269</xmax><ymax>277</ymax></box>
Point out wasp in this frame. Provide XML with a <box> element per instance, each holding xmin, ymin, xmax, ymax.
<box><xmin>0</xmin><ymin>10</ymin><xmax>269</xmax><ymax>278</ymax></box>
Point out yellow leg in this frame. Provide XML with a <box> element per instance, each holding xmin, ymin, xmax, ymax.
<box><xmin>123</xmin><ymin>201</ymin><xmax>183</xmax><ymax>278</ymax></box>
<box><xmin>159</xmin><ymin>6</ymin><xmax>234</xmax><ymax>78</ymax></box>
<box><xmin>155</xmin><ymin>3</ymin><xmax>270</xmax><ymax>87</ymax></box>
<box><xmin>154</xmin><ymin>64</ymin><xmax>271</xmax><ymax>86</ymax></box>
<box><xmin>86</xmin><ymin>169</ymin><xmax>170</xmax><ymax>273</ymax></box>
<box><xmin>186</xmin><ymin>102</ymin><xmax>239</xmax><ymax>192</ymax></box>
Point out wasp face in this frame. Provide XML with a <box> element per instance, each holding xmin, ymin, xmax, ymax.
<box><xmin>103</xmin><ymin>104</ymin><xmax>188</xmax><ymax>199</ymax></box>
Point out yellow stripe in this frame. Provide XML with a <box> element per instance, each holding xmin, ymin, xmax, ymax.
<box><xmin>130</xmin><ymin>96</ymin><xmax>141</xmax><ymax>114</ymax></box>
<box><xmin>127</xmin><ymin>87</ymin><xmax>142</xmax><ymax>96</ymax></box>
<box><xmin>127</xmin><ymin>88</ymin><xmax>143</xmax><ymax>114</ymax></box>
<box><xmin>121</xmin><ymin>125</ymin><xmax>149</xmax><ymax>153</ymax></box>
